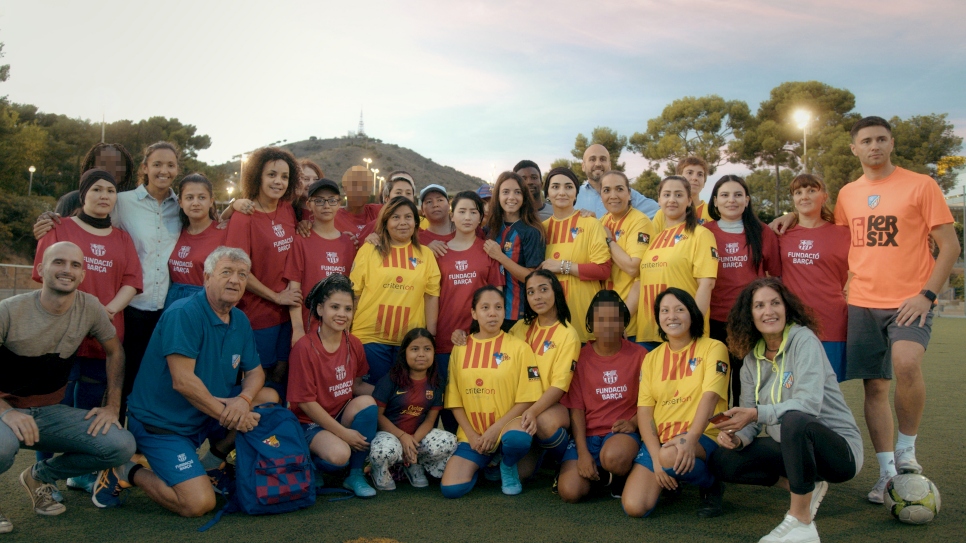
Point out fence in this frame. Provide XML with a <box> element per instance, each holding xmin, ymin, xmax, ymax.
<box><xmin>0</xmin><ymin>264</ymin><xmax>41</xmax><ymax>301</ymax></box>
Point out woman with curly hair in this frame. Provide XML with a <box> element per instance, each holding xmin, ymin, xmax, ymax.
<box><xmin>710</xmin><ymin>278</ymin><xmax>862</xmax><ymax>543</ymax></box>
<box><xmin>225</xmin><ymin>146</ymin><xmax>303</xmax><ymax>396</ymax></box>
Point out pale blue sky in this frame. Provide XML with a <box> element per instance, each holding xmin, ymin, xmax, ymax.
<box><xmin>2</xmin><ymin>0</ymin><xmax>964</xmax><ymax>199</ymax></box>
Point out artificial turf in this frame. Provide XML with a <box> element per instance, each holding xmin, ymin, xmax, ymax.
<box><xmin>1</xmin><ymin>318</ymin><xmax>963</xmax><ymax>542</ymax></box>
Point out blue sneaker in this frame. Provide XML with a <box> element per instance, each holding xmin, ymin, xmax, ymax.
<box><xmin>91</xmin><ymin>468</ymin><xmax>129</xmax><ymax>509</ymax></box>
<box><xmin>499</xmin><ymin>461</ymin><xmax>522</xmax><ymax>495</ymax></box>
<box><xmin>67</xmin><ymin>473</ymin><xmax>97</xmax><ymax>494</ymax></box>
<box><xmin>342</xmin><ymin>472</ymin><xmax>376</xmax><ymax>498</ymax></box>
<box><xmin>51</xmin><ymin>485</ymin><xmax>65</xmax><ymax>503</ymax></box>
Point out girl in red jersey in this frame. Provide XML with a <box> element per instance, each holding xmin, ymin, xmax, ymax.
<box><xmin>482</xmin><ymin>172</ymin><xmax>547</xmax><ymax>331</ymax></box>
<box><xmin>287</xmin><ymin>274</ymin><xmax>378</xmax><ymax>498</ymax></box>
<box><xmin>284</xmin><ymin>179</ymin><xmax>357</xmax><ymax>343</ymax></box>
<box><xmin>368</xmin><ymin>328</ymin><xmax>457</xmax><ymax>491</ymax></box>
<box><xmin>225</xmin><ymin>147</ymin><xmax>302</xmax><ymax>396</ymax></box>
<box><xmin>705</xmin><ymin>175</ymin><xmax>781</xmax><ymax>403</ymax></box>
<box><xmin>779</xmin><ymin>174</ymin><xmax>850</xmax><ymax>381</ymax></box>
<box><xmin>556</xmin><ymin>290</ymin><xmax>644</xmax><ymax>503</ymax></box>
<box><xmin>165</xmin><ymin>174</ymin><xmax>226</xmax><ymax>307</ymax></box>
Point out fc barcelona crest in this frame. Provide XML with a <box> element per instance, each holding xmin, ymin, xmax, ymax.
<box><xmin>178</xmin><ymin>245</ymin><xmax>190</xmax><ymax>259</ymax></box>
<box><xmin>273</xmin><ymin>223</ymin><xmax>285</xmax><ymax>237</ymax></box>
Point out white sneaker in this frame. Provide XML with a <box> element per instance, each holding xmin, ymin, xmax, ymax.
<box><xmin>402</xmin><ymin>464</ymin><xmax>429</xmax><ymax>488</ymax></box>
<box><xmin>759</xmin><ymin>514</ymin><xmax>820</xmax><ymax>543</ymax></box>
<box><xmin>370</xmin><ymin>461</ymin><xmax>395</xmax><ymax>491</ymax></box>
<box><xmin>894</xmin><ymin>447</ymin><xmax>922</xmax><ymax>474</ymax></box>
<box><xmin>0</xmin><ymin>509</ymin><xmax>12</xmax><ymax>534</ymax></box>
<box><xmin>809</xmin><ymin>481</ymin><xmax>828</xmax><ymax>520</ymax></box>
<box><xmin>867</xmin><ymin>475</ymin><xmax>891</xmax><ymax>504</ymax></box>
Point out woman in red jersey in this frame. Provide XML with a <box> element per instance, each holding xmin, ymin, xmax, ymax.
<box><xmin>165</xmin><ymin>174</ymin><xmax>226</xmax><ymax>307</ymax></box>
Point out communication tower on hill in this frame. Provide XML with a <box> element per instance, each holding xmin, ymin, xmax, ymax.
<box><xmin>358</xmin><ymin>110</ymin><xmax>366</xmax><ymax>137</ymax></box>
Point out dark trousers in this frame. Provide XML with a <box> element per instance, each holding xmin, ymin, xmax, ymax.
<box><xmin>710</xmin><ymin>411</ymin><xmax>857</xmax><ymax>495</ymax></box>
<box><xmin>120</xmin><ymin>307</ymin><xmax>163</xmax><ymax>423</ymax></box>
<box><xmin>709</xmin><ymin>319</ymin><xmax>743</xmax><ymax>406</ymax></box>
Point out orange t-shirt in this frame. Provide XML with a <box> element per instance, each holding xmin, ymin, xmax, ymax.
<box><xmin>833</xmin><ymin>166</ymin><xmax>953</xmax><ymax>308</ymax></box>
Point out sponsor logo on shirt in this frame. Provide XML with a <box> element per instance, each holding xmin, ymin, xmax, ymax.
<box><xmin>263</xmin><ymin>435</ymin><xmax>280</xmax><ymax>448</ymax></box>
<box><xmin>642</xmin><ymin>254</ymin><xmax>668</xmax><ymax>269</ymax></box>
<box><xmin>335</xmin><ymin>365</ymin><xmax>347</xmax><ymax>380</ymax></box>
<box><xmin>799</xmin><ymin>239</ymin><xmax>814</xmax><ymax>251</ymax></box>
<box><xmin>710</xmin><ymin>247</ymin><xmax>719</xmax><ymax>259</ymax></box>
<box><xmin>90</xmin><ymin>243</ymin><xmax>106</xmax><ymax>257</ymax></box>
<box><xmin>326</xmin><ymin>252</ymin><xmax>339</xmax><ymax>264</ymax></box>
<box><xmin>571</xmin><ymin>360</ymin><xmax>577</xmax><ymax>372</ymax></box>
<box><xmin>467</xmin><ymin>378</ymin><xmax>495</xmax><ymax>395</ymax></box>
<box><xmin>725</xmin><ymin>242</ymin><xmax>740</xmax><ymax>255</ymax></box>
<box><xmin>637</xmin><ymin>232</ymin><xmax>650</xmax><ymax>245</ymax></box>
<box><xmin>851</xmin><ymin>215</ymin><xmax>899</xmax><ymax>247</ymax></box>
<box><xmin>493</xmin><ymin>352</ymin><xmax>509</xmax><ymax>366</ymax></box>
<box><xmin>783</xmin><ymin>371</ymin><xmax>794</xmax><ymax>389</ymax></box>
<box><xmin>273</xmin><ymin>224</ymin><xmax>286</xmax><ymax>237</ymax></box>
<box><xmin>178</xmin><ymin>245</ymin><xmax>190</xmax><ymax>259</ymax></box>
<box><xmin>395</xmin><ymin>389</ymin><xmax>407</xmax><ymax>395</ymax></box>
<box><xmin>231</xmin><ymin>354</ymin><xmax>241</xmax><ymax>369</ymax></box>
<box><xmin>603</xmin><ymin>369</ymin><xmax>618</xmax><ymax>385</ymax></box>
<box><xmin>868</xmin><ymin>195</ymin><xmax>880</xmax><ymax>209</ymax></box>
<box><xmin>456</xmin><ymin>260</ymin><xmax>468</xmax><ymax>271</ymax></box>
<box><xmin>661</xmin><ymin>389</ymin><xmax>692</xmax><ymax>406</ymax></box>
<box><xmin>383</xmin><ymin>276</ymin><xmax>415</xmax><ymax>290</ymax></box>
<box><xmin>401</xmin><ymin>405</ymin><xmax>425</xmax><ymax>417</ymax></box>
<box><xmin>527</xmin><ymin>366</ymin><xmax>540</xmax><ymax>380</ymax></box>
<box><xmin>716</xmin><ymin>361</ymin><xmax>728</xmax><ymax>375</ymax></box>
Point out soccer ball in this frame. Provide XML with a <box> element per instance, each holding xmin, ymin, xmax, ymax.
<box><xmin>883</xmin><ymin>473</ymin><xmax>941</xmax><ymax>525</ymax></box>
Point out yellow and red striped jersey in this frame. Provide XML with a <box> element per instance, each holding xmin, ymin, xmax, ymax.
<box><xmin>350</xmin><ymin>242</ymin><xmax>441</xmax><ymax>345</ymax></box>
<box><xmin>543</xmin><ymin>212</ymin><xmax>611</xmax><ymax>343</ymax></box>
<box><xmin>509</xmin><ymin>319</ymin><xmax>581</xmax><ymax>393</ymax></box>
<box><xmin>636</xmin><ymin>222</ymin><xmax>718</xmax><ymax>343</ymax></box>
<box><xmin>602</xmin><ymin>208</ymin><xmax>654</xmax><ymax>335</ymax></box>
<box><xmin>445</xmin><ymin>332</ymin><xmax>542</xmax><ymax>443</ymax></box>
<box><xmin>638</xmin><ymin>336</ymin><xmax>729</xmax><ymax>442</ymax></box>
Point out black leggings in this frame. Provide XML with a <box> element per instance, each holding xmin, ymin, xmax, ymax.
<box><xmin>709</xmin><ymin>319</ymin><xmax>742</xmax><ymax>406</ymax></box>
<box><xmin>710</xmin><ymin>411</ymin><xmax>857</xmax><ymax>495</ymax></box>
<box><xmin>120</xmin><ymin>307</ymin><xmax>164</xmax><ymax>424</ymax></box>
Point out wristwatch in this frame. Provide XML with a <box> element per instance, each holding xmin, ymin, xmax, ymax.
<box><xmin>920</xmin><ymin>289</ymin><xmax>937</xmax><ymax>303</ymax></box>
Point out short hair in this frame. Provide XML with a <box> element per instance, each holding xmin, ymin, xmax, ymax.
<box><xmin>653</xmin><ymin>288</ymin><xmax>705</xmax><ymax>342</ymax></box>
<box><xmin>675</xmin><ymin>156</ymin><xmax>708</xmax><ymax>175</ymax></box>
<box><xmin>789</xmin><ymin>174</ymin><xmax>834</xmax><ymax>223</ymax></box>
<box><xmin>850</xmin><ymin>116</ymin><xmax>892</xmax><ymax>140</ymax></box>
<box><xmin>450</xmin><ymin>190</ymin><xmax>485</xmax><ymax>217</ymax></box>
<box><xmin>543</xmin><ymin>166</ymin><xmax>581</xmax><ymax>199</ymax></box>
<box><xmin>204</xmin><ymin>246</ymin><xmax>251</xmax><ymax>275</ymax></box>
<box><xmin>241</xmin><ymin>147</ymin><xmax>300</xmax><ymax>202</ymax></box>
<box><xmin>513</xmin><ymin>160</ymin><xmax>541</xmax><ymax>178</ymax></box>
<box><xmin>585</xmin><ymin>289</ymin><xmax>630</xmax><ymax>334</ymax></box>
<box><xmin>726</xmin><ymin>277</ymin><xmax>820</xmax><ymax>358</ymax></box>
<box><xmin>138</xmin><ymin>141</ymin><xmax>180</xmax><ymax>187</ymax></box>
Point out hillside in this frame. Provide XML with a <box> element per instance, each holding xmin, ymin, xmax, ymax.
<box><xmin>282</xmin><ymin>136</ymin><xmax>486</xmax><ymax>195</ymax></box>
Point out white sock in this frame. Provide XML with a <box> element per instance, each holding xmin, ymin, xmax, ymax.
<box><xmin>201</xmin><ymin>450</ymin><xmax>225</xmax><ymax>471</ymax></box>
<box><xmin>876</xmin><ymin>451</ymin><xmax>897</xmax><ymax>477</ymax></box>
<box><xmin>896</xmin><ymin>432</ymin><xmax>916</xmax><ymax>451</ymax></box>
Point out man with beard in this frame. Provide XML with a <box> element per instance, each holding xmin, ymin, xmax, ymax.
<box><xmin>513</xmin><ymin>160</ymin><xmax>553</xmax><ymax>221</ymax></box>
<box><xmin>574</xmin><ymin>144</ymin><xmax>658</xmax><ymax>219</ymax></box>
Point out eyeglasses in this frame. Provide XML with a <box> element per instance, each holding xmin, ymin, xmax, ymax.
<box><xmin>308</xmin><ymin>197</ymin><xmax>341</xmax><ymax>207</ymax></box>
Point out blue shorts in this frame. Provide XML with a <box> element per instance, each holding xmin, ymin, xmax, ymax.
<box><xmin>362</xmin><ymin>343</ymin><xmax>399</xmax><ymax>385</ymax></box>
<box><xmin>562</xmin><ymin>432</ymin><xmax>643</xmax><ymax>464</ymax></box>
<box><xmin>822</xmin><ymin>341</ymin><xmax>847</xmax><ymax>383</ymax></box>
<box><xmin>252</xmin><ymin>322</ymin><xmax>293</xmax><ymax>370</ymax></box>
<box><xmin>300</xmin><ymin>402</ymin><xmax>350</xmax><ymax>445</ymax></box>
<box><xmin>164</xmin><ymin>282</ymin><xmax>203</xmax><ymax>310</ymax></box>
<box><xmin>633</xmin><ymin>434</ymin><xmax>717</xmax><ymax>473</ymax></box>
<box><xmin>128</xmin><ymin>414</ymin><xmax>226</xmax><ymax>487</ymax></box>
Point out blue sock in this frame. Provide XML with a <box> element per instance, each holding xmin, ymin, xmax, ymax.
<box><xmin>538</xmin><ymin>428</ymin><xmax>570</xmax><ymax>463</ymax></box>
<box><xmin>666</xmin><ymin>458</ymin><xmax>714</xmax><ymax>488</ymax></box>
<box><xmin>349</xmin><ymin>405</ymin><xmax>378</xmax><ymax>470</ymax></box>
<box><xmin>314</xmin><ymin>457</ymin><xmax>349</xmax><ymax>474</ymax></box>
<box><xmin>441</xmin><ymin>472</ymin><xmax>478</xmax><ymax>499</ymax></box>
<box><xmin>500</xmin><ymin>430</ymin><xmax>532</xmax><ymax>467</ymax></box>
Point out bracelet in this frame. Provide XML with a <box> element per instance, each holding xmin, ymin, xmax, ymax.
<box><xmin>238</xmin><ymin>393</ymin><xmax>253</xmax><ymax>405</ymax></box>
<box><xmin>0</xmin><ymin>408</ymin><xmax>14</xmax><ymax>420</ymax></box>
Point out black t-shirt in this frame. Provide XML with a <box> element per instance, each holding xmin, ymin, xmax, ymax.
<box><xmin>372</xmin><ymin>375</ymin><xmax>444</xmax><ymax>435</ymax></box>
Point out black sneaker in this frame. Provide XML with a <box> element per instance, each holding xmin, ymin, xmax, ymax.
<box><xmin>697</xmin><ymin>480</ymin><xmax>724</xmax><ymax>518</ymax></box>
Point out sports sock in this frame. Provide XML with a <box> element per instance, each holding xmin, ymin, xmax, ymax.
<box><xmin>500</xmin><ymin>430</ymin><xmax>532</xmax><ymax>467</ymax></box>
<box><xmin>200</xmin><ymin>449</ymin><xmax>226</xmax><ymax>471</ymax></box>
<box><xmin>115</xmin><ymin>461</ymin><xmax>138</xmax><ymax>484</ymax></box>
<box><xmin>441</xmin><ymin>472</ymin><xmax>479</xmax><ymax>499</ymax></box>
<box><xmin>349</xmin><ymin>405</ymin><xmax>378</xmax><ymax>470</ymax></box>
<box><xmin>895</xmin><ymin>432</ymin><xmax>916</xmax><ymax>451</ymax></box>
<box><xmin>314</xmin><ymin>457</ymin><xmax>349</xmax><ymax>473</ymax></box>
<box><xmin>669</xmin><ymin>458</ymin><xmax>714</xmax><ymax>488</ymax></box>
<box><xmin>876</xmin><ymin>451</ymin><xmax>897</xmax><ymax>477</ymax></box>
<box><xmin>538</xmin><ymin>428</ymin><xmax>570</xmax><ymax>463</ymax></box>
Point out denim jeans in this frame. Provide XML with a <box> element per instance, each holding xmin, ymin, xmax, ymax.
<box><xmin>1</xmin><ymin>404</ymin><xmax>136</xmax><ymax>484</ymax></box>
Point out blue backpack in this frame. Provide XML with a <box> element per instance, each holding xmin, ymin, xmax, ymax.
<box><xmin>199</xmin><ymin>404</ymin><xmax>315</xmax><ymax>531</ymax></box>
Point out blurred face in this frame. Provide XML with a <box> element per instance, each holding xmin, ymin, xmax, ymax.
<box><xmin>300</xmin><ymin>166</ymin><xmax>319</xmax><ymax>196</ymax></box>
<box><xmin>658</xmin><ymin>179</ymin><xmax>691</xmax><ymax>222</ymax></box>
<box><xmin>259</xmin><ymin>160</ymin><xmax>290</xmax><ymax>202</ymax></box>
<box><xmin>850</xmin><ymin>126</ymin><xmax>894</xmax><ymax>168</ymax></box>
<box><xmin>680</xmin><ymin>165</ymin><xmax>707</xmax><ymax>199</ymax></box>
<box><xmin>525</xmin><ymin>275</ymin><xmax>556</xmax><ymax>317</ymax></box>
<box><xmin>307</xmin><ymin>189</ymin><xmax>340</xmax><ymax>223</ymax></box>
<box><xmin>451</xmin><ymin>198</ymin><xmax>481</xmax><ymax>234</ymax></box>
<box><xmin>498</xmin><ymin>179</ymin><xmax>524</xmax><ymax>216</ymax></box>
<box><xmin>83</xmin><ymin>180</ymin><xmax>117</xmax><ymax>218</ymax></box>
<box><xmin>600</xmin><ymin>173</ymin><xmax>630</xmax><ymax>215</ymax></box>
<box><xmin>592</xmin><ymin>302</ymin><xmax>624</xmax><ymax>342</ymax></box>
<box><xmin>316</xmin><ymin>291</ymin><xmax>353</xmax><ymax>333</ymax></box>
<box><xmin>405</xmin><ymin>336</ymin><xmax>435</xmax><ymax>374</ymax></box>
<box><xmin>94</xmin><ymin>147</ymin><xmax>127</xmax><ymax>187</ymax></box>
<box><xmin>658</xmin><ymin>294</ymin><xmax>692</xmax><ymax>341</ymax></box>
<box><xmin>180</xmin><ymin>182</ymin><xmax>213</xmax><ymax>222</ymax></box>
<box><xmin>41</xmin><ymin>243</ymin><xmax>86</xmax><ymax>295</ymax></box>
<box><xmin>344</xmin><ymin>170</ymin><xmax>372</xmax><ymax>207</ymax></box>
<box><xmin>582</xmin><ymin>145</ymin><xmax>610</xmax><ymax>183</ymax></box>
<box><xmin>471</xmin><ymin>290</ymin><xmax>505</xmax><ymax>335</ymax></box>
<box><xmin>421</xmin><ymin>192</ymin><xmax>449</xmax><ymax>223</ymax></box>
<box><xmin>205</xmin><ymin>257</ymin><xmax>250</xmax><ymax>306</ymax></box>
<box><xmin>751</xmin><ymin>287</ymin><xmax>786</xmax><ymax>338</ymax></box>
<box><xmin>517</xmin><ymin>167</ymin><xmax>542</xmax><ymax>201</ymax></box>
<box><xmin>386</xmin><ymin>205</ymin><xmax>416</xmax><ymax>243</ymax></box>
<box><xmin>792</xmin><ymin>184</ymin><xmax>827</xmax><ymax>218</ymax></box>
<box><xmin>388</xmin><ymin>180</ymin><xmax>415</xmax><ymax>202</ymax></box>
<box><xmin>143</xmin><ymin>148</ymin><xmax>177</xmax><ymax>192</ymax></box>
<box><xmin>713</xmin><ymin>181</ymin><xmax>749</xmax><ymax>222</ymax></box>
<box><xmin>547</xmin><ymin>174</ymin><xmax>577</xmax><ymax>211</ymax></box>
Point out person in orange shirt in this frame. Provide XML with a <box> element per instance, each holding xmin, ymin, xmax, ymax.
<box><xmin>833</xmin><ymin>116</ymin><xmax>959</xmax><ymax>504</ymax></box>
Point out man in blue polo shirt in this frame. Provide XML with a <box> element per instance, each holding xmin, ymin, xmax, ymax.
<box><xmin>92</xmin><ymin>246</ymin><xmax>271</xmax><ymax>518</ymax></box>
<box><xmin>574</xmin><ymin>144</ymin><xmax>659</xmax><ymax>219</ymax></box>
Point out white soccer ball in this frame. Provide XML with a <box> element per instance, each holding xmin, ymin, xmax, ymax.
<box><xmin>883</xmin><ymin>473</ymin><xmax>941</xmax><ymax>525</ymax></box>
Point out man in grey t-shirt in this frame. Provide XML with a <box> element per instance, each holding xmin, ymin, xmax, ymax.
<box><xmin>0</xmin><ymin>242</ymin><xmax>135</xmax><ymax>534</ymax></box>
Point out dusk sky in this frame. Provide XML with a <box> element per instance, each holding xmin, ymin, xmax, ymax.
<box><xmin>2</xmin><ymin>1</ymin><xmax>964</xmax><ymax>200</ymax></box>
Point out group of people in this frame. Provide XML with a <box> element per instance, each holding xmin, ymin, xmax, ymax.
<box><xmin>0</xmin><ymin>115</ymin><xmax>957</xmax><ymax>543</ymax></box>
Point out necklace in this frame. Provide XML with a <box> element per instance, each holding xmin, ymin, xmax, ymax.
<box><xmin>255</xmin><ymin>199</ymin><xmax>281</xmax><ymax>225</ymax></box>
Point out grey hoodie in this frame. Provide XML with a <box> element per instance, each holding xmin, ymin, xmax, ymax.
<box><xmin>734</xmin><ymin>324</ymin><xmax>863</xmax><ymax>475</ymax></box>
